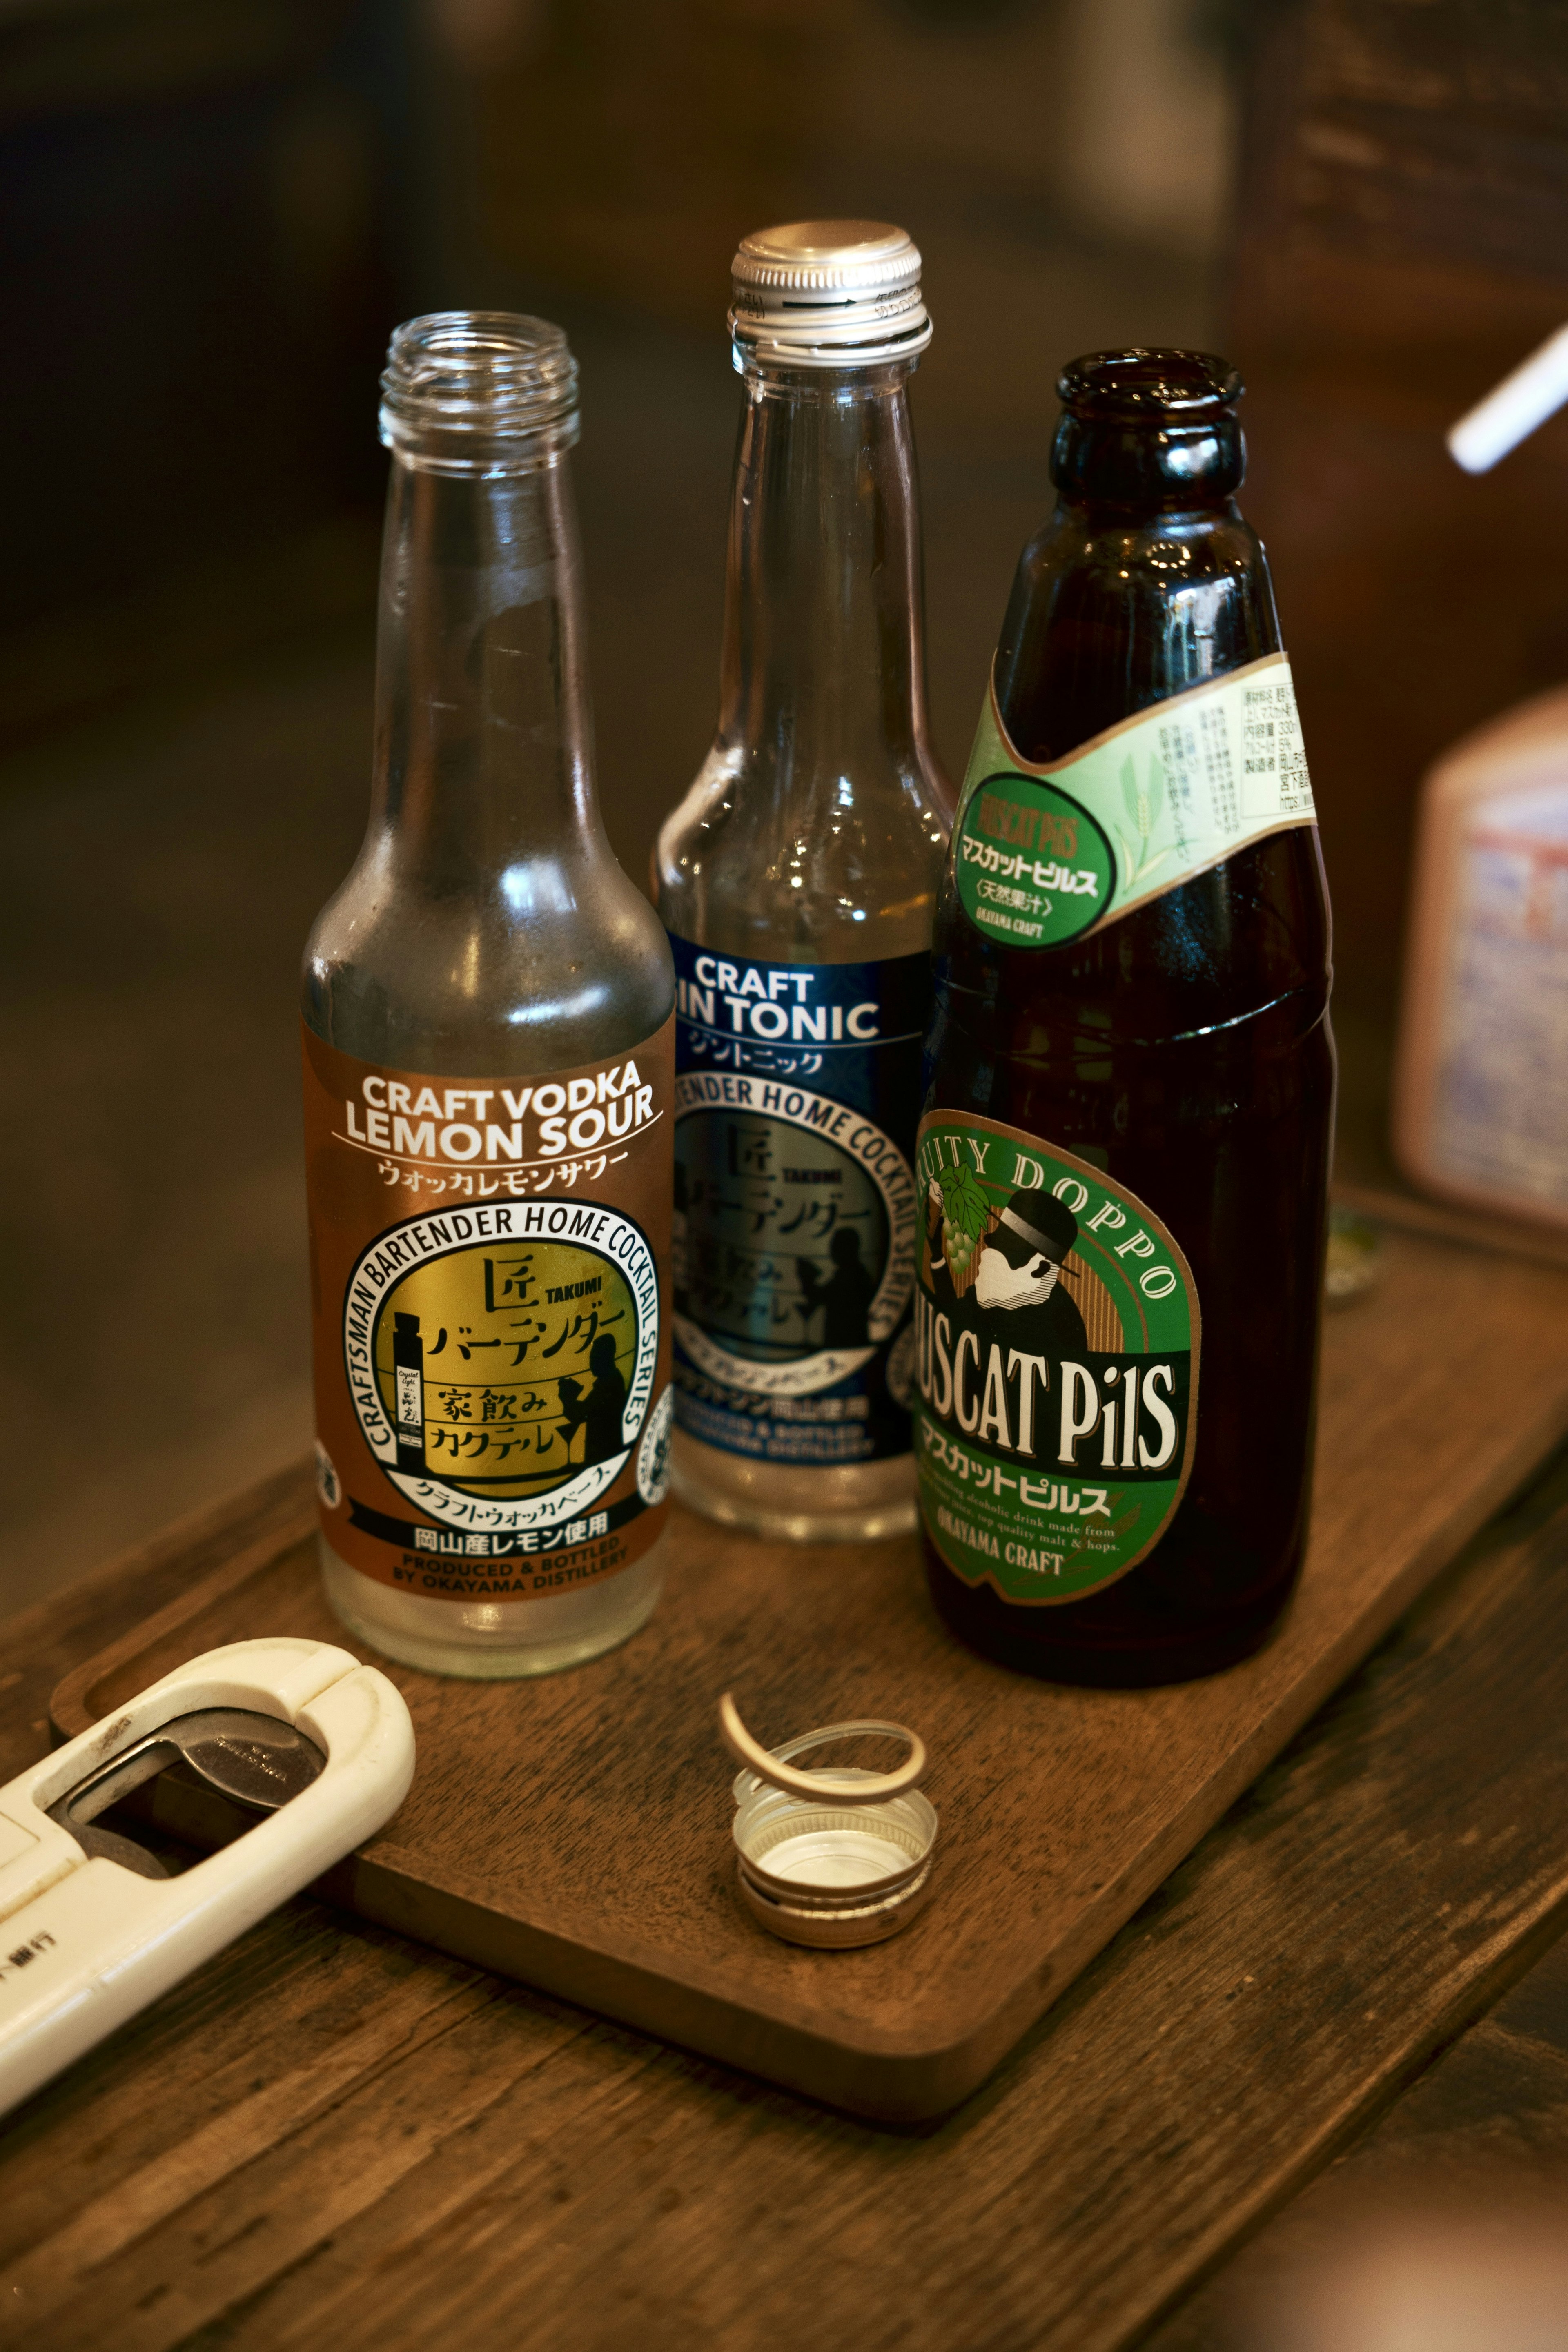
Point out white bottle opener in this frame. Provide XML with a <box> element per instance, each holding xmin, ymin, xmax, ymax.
<box><xmin>0</xmin><ymin>1637</ymin><xmax>415</xmax><ymax>2118</ymax></box>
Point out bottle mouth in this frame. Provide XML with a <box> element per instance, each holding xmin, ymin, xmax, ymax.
<box><xmin>379</xmin><ymin>312</ymin><xmax>581</xmax><ymax>473</ymax></box>
<box><xmin>1056</xmin><ymin>348</ymin><xmax>1242</xmax><ymax>418</ymax></box>
<box><xmin>729</xmin><ymin>219</ymin><xmax>931</xmax><ymax>372</ymax></box>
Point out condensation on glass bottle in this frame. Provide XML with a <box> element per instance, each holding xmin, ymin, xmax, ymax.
<box><xmin>655</xmin><ymin>223</ymin><xmax>953</xmax><ymax>1544</ymax></box>
<box><xmin>303</xmin><ymin>314</ymin><xmax>675</xmax><ymax>1678</ymax></box>
<box><xmin>915</xmin><ymin>350</ymin><xmax>1334</xmax><ymax>1685</ymax></box>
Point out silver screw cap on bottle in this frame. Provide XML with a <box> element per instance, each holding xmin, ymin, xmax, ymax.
<box><xmin>729</xmin><ymin>219</ymin><xmax>932</xmax><ymax>370</ymax></box>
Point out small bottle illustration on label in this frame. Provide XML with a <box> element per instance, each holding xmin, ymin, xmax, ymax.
<box><xmin>393</xmin><ymin>1314</ymin><xmax>425</xmax><ymax>1472</ymax></box>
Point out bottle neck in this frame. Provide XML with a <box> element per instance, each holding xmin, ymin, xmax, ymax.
<box><xmin>716</xmin><ymin>359</ymin><xmax>931</xmax><ymax>781</ymax></box>
<box><xmin>369</xmin><ymin>448</ymin><xmax>603</xmax><ymax>889</ymax></box>
<box><xmin>1049</xmin><ymin>408</ymin><xmax>1244</xmax><ymax>511</ymax></box>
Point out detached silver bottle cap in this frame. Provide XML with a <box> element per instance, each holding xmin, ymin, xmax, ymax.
<box><xmin>729</xmin><ymin>220</ymin><xmax>932</xmax><ymax>370</ymax></box>
<box><xmin>720</xmin><ymin>1693</ymin><xmax>938</xmax><ymax>1949</ymax></box>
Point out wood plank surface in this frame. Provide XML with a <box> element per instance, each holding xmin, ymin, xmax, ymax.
<box><xmin>48</xmin><ymin>1224</ymin><xmax>1568</xmax><ymax>2120</ymax></box>
<box><xmin>1231</xmin><ymin>0</ymin><xmax>1568</xmax><ymax>1016</ymax></box>
<box><xmin>1146</xmin><ymin>1904</ymin><xmax>1568</xmax><ymax>2347</ymax></box>
<box><xmin>7</xmin><ymin>1429</ymin><xmax>1568</xmax><ymax>2345</ymax></box>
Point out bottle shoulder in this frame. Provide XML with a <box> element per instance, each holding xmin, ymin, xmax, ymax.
<box><xmin>655</xmin><ymin>738</ymin><xmax>953</xmax><ymax>961</ymax></box>
<box><xmin>1016</xmin><ymin>501</ymin><xmax>1267</xmax><ymax>583</ymax></box>
<box><xmin>997</xmin><ymin>501</ymin><xmax>1283</xmax><ymax>762</ymax></box>
<box><xmin>303</xmin><ymin>843</ymin><xmax>673</xmax><ymax>1076</ymax></box>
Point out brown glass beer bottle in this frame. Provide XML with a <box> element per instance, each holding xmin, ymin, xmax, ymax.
<box><xmin>914</xmin><ymin>350</ymin><xmax>1334</xmax><ymax>1685</ymax></box>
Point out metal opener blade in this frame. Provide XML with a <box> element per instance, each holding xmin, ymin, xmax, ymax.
<box><xmin>46</xmin><ymin>1708</ymin><xmax>327</xmax><ymax>1877</ymax></box>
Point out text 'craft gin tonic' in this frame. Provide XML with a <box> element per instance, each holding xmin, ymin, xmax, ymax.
<box><xmin>303</xmin><ymin>314</ymin><xmax>675</xmax><ymax>1677</ymax></box>
<box><xmin>655</xmin><ymin>222</ymin><xmax>953</xmax><ymax>1543</ymax></box>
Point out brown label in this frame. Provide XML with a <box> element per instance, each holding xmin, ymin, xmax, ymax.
<box><xmin>303</xmin><ymin>1020</ymin><xmax>674</xmax><ymax>1604</ymax></box>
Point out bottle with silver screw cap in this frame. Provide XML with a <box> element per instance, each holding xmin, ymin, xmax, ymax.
<box><xmin>655</xmin><ymin>223</ymin><xmax>953</xmax><ymax>1543</ymax></box>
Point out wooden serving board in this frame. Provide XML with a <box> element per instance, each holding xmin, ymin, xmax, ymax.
<box><xmin>51</xmin><ymin>1223</ymin><xmax>1568</xmax><ymax>2124</ymax></box>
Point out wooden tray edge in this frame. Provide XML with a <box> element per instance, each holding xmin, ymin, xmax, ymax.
<box><xmin>332</xmin><ymin>1848</ymin><xmax>995</xmax><ymax>2123</ymax></box>
<box><xmin>49</xmin><ymin>1511</ymin><xmax>318</xmax><ymax>1744</ymax></box>
<box><xmin>1334</xmin><ymin>1175</ymin><xmax>1568</xmax><ymax>1270</ymax></box>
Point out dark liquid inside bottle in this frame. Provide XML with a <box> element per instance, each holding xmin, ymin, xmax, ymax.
<box><xmin>922</xmin><ymin>350</ymin><xmax>1334</xmax><ymax>1685</ymax></box>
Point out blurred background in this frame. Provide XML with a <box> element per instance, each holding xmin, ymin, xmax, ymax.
<box><xmin>7</xmin><ymin>0</ymin><xmax>1568</xmax><ymax>1608</ymax></box>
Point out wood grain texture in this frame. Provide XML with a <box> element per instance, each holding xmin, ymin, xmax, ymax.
<box><xmin>9</xmin><ymin>1430</ymin><xmax>1568</xmax><ymax>2347</ymax></box>
<box><xmin>48</xmin><ymin>1225</ymin><xmax>1568</xmax><ymax>2122</ymax></box>
<box><xmin>1145</xmin><ymin>1899</ymin><xmax>1568</xmax><ymax>2348</ymax></box>
<box><xmin>1230</xmin><ymin>0</ymin><xmax>1568</xmax><ymax>1014</ymax></box>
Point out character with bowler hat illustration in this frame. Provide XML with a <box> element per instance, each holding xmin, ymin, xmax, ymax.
<box><xmin>925</xmin><ymin>1181</ymin><xmax>1089</xmax><ymax>1359</ymax></box>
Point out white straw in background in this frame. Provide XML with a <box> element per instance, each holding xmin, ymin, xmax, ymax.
<box><xmin>1448</xmin><ymin>323</ymin><xmax>1568</xmax><ymax>474</ymax></box>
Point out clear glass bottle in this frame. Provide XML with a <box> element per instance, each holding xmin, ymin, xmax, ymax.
<box><xmin>303</xmin><ymin>314</ymin><xmax>675</xmax><ymax>1677</ymax></box>
<box><xmin>654</xmin><ymin>223</ymin><xmax>953</xmax><ymax>1543</ymax></box>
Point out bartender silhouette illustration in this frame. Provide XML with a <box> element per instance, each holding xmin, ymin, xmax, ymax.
<box><xmin>557</xmin><ymin>1334</ymin><xmax>628</xmax><ymax>1466</ymax></box>
<box><xmin>797</xmin><ymin>1226</ymin><xmax>875</xmax><ymax>1349</ymax></box>
<box><xmin>925</xmin><ymin>1182</ymin><xmax>1089</xmax><ymax>1360</ymax></box>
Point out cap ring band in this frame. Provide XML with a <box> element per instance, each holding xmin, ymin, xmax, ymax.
<box><xmin>728</xmin><ymin>220</ymin><xmax>930</xmax><ymax>370</ymax></box>
<box><xmin>719</xmin><ymin>1693</ymin><xmax>929</xmax><ymax>1805</ymax></box>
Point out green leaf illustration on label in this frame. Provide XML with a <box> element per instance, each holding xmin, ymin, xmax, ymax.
<box><xmin>914</xmin><ymin>1111</ymin><xmax>1200</xmax><ymax>1606</ymax></box>
<box><xmin>1116</xmin><ymin>751</ymin><xmax>1173</xmax><ymax>895</ymax></box>
<box><xmin>936</xmin><ymin>1160</ymin><xmax>989</xmax><ymax>1273</ymax></box>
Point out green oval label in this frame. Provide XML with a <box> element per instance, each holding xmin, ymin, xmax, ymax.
<box><xmin>914</xmin><ymin>1111</ymin><xmax>1200</xmax><ymax>1606</ymax></box>
<box><xmin>954</xmin><ymin>773</ymin><xmax>1115</xmax><ymax>949</ymax></box>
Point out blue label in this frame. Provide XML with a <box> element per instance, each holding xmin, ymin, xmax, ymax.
<box><xmin>670</xmin><ymin>937</ymin><xmax>928</xmax><ymax>1465</ymax></box>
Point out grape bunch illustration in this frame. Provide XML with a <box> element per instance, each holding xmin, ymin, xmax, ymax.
<box><xmin>936</xmin><ymin>1162</ymin><xmax>988</xmax><ymax>1274</ymax></box>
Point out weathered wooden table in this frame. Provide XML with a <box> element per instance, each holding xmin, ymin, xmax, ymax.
<box><xmin>6</xmin><ymin>1276</ymin><xmax>1568</xmax><ymax>2349</ymax></box>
